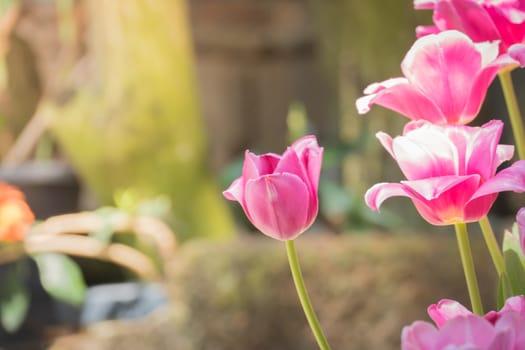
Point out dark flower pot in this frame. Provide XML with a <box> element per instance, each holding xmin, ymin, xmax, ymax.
<box><xmin>0</xmin><ymin>161</ymin><xmax>80</xmax><ymax>219</ymax></box>
<box><xmin>0</xmin><ymin>258</ymin><xmax>167</xmax><ymax>349</ymax></box>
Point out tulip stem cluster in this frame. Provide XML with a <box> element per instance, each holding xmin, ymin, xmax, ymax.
<box><xmin>478</xmin><ymin>216</ymin><xmax>505</xmax><ymax>277</ymax></box>
<box><xmin>454</xmin><ymin>223</ymin><xmax>484</xmax><ymax>315</ymax></box>
<box><xmin>499</xmin><ymin>71</ymin><xmax>525</xmax><ymax>160</ymax></box>
<box><xmin>285</xmin><ymin>240</ymin><xmax>332</xmax><ymax>350</ymax></box>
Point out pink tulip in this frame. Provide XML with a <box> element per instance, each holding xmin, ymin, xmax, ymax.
<box><xmin>356</xmin><ymin>31</ymin><xmax>507</xmax><ymax>125</ymax></box>
<box><xmin>518</xmin><ymin>207</ymin><xmax>525</xmax><ymax>254</ymax></box>
<box><xmin>402</xmin><ymin>313</ymin><xmax>525</xmax><ymax>349</ymax></box>
<box><xmin>486</xmin><ymin>294</ymin><xmax>525</xmax><ymax>323</ymax></box>
<box><xmin>365</xmin><ymin>120</ymin><xmax>525</xmax><ymax>225</ymax></box>
<box><xmin>427</xmin><ymin>299</ymin><xmax>472</xmax><ymax>328</ymax></box>
<box><xmin>415</xmin><ymin>0</ymin><xmax>525</xmax><ymax>66</ymax></box>
<box><xmin>429</xmin><ymin>296</ymin><xmax>525</xmax><ymax>326</ymax></box>
<box><xmin>223</xmin><ymin>135</ymin><xmax>323</xmax><ymax>241</ymax></box>
<box><xmin>402</xmin><ymin>296</ymin><xmax>525</xmax><ymax>349</ymax></box>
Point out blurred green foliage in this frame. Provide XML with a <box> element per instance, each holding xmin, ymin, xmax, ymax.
<box><xmin>32</xmin><ymin>253</ymin><xmax>86</xmax><ymax>306</ymax></box>
<box><xmin>0</xmin><ymin>261</ymin><xmax>28</xmax><ymax>333</ymax></box>
<box><xmin>50</xmin><ymin>0</ymin><xmax>234</xmax><ymax>241</ymax></box>
<box><xmin>499</xmin><ymin>223</ymin><xmax>525</xmax><ymax>307</ymax></box>
<box><xmin>0</xmin><ymin>253</ymin><xmax>87</xmax><ymax>333</ymax></box>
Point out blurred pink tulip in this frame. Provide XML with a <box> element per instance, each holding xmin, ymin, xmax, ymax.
<box><xmin>402</xmin><ymin>314</ymin><xmax>525</xmax><ymax>349</ymax></box>
<box><xmin>518</xmin><ymin>207</ymin><xmax>525</xmax><ymax>254</ymax></box>
<box><xmin>365</xmin><ymin>120</ymin><xmax>525</xmax><ymax>225</ymax></box>
<box><xmin>223</xmin><ymin>136</ymin><xmax>323</xmax><ymax>241</ymax></box>
<box><xmin>429</xmin><ymin>296</ymin><xmax>525</xmax><ymax>326</ymax></box>
<box><xmin>427</xmin><ymin>299</ymin><xmax>472</xmax><ymax>328</ymax></box>
<box><xmin>485</xmin><ymin>294</ymin><xmax>525</xmax><ymax>323</ymax></box>
<box><xmin>403</xmin><ymin>296</ymin><xmax>525</xmax><ymax>349</ymax></box>
<box><xmin>415</xmin><ymin>0</ymin><xmax>525</xmax><ymax>66</ymax></box>
<box><xmin>356</xmin><ymin>31</ymin><xmax>507</xmax><ymax>125</ymax></box>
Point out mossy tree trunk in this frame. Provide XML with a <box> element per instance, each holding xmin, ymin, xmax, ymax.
<box><xmin>50</xmin><ymin>0</ymin><xmax>234</xmax><ymax>240</ymax></box>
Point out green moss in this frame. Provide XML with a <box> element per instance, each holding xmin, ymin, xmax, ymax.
<box><xmin>50</xmin><ymin>0</ymin><xmax>234</xmax><ymax>240</ymax></box>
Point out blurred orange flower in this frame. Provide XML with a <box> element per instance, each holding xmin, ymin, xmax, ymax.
<box><xmin>0</xmin><ymin>183</ymin><xmax>34</xmax><ymax>242</ymax></box>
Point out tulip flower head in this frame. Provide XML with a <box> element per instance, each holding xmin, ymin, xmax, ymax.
<box><xmin>402</xmin><ymin>296</ymin><xmax>525</xmax><ymax>349</ymax></box>
<box><xmin>223</xmin><ymin>136</ymin><xmax>323</xmax><ymax>241</ymax></box>
<box><xmin>0</xmin><ymin>183</ymin><xmax>34</xmax><ymax>242</ymax></box>
<box><xmin>365</xmin><ymin>120</ymin><xmax>525</xmax><ymax>225</ymax></box>
<box><xmin>428</xmin><ymin>296</ymin><xmax>525</xmax><ymax>326</ymax></box>
<box><xmin>415</xmin><ymin>0</ymin><xmax>525</xmax><ymax>67</ymax></box>
<box><xmin>356</xmin><ymin>30</ymin><xmax>507</xmax><ymax>125</ymax></box>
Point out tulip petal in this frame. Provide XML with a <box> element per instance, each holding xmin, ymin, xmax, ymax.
<box><xmin>431</xmin><ymin>1</ymin><xmax>500</xmax><ymax>43</ymax></box>
<box><xmin>223</xmin><ymin>177</ymin><xmax>257</xmax><ymax>223</ymax></box>
<box><xmin>356</xmin><ymin>78</ymin><xmax>446</xmax><ymax>123</ymax></box>
<box><xmin>364</xmin><ymin>182</ymin><xmax>417</xmax><ymax>212</ymax></box>
<box><xmin>365</xmin><ymin>181</ymin><xmax>451</xmax><ymax>224</ymax></box>
<box><xmin>501</xmin><ymin>295</ymin><xmax>525</xmax><ymax>318</ymax></box>
<box><xmin>402</xmin><ymin>119</ymin><xmax>428</xmax><ymax>134</ymax></box>
<box><xmin>243</xmin><ymin>151</ymin><xmax>281</xmax><ymax>180</ymax></box>
<box><xmin>291</xmin><ymin>135</ymin><xmax>323</xmax><ymax>194</ymax></box>
<box><xmin>428</xmin><ymin>299</ymin><xmax>472</xmax><ymax>328</ymax></box>
<box><xmin>465</xmin><ymin>120</ymin><xmax>504</xmax><ymax>179</ymax></box>
<box><xmin>404</xmin><ymin>175</ymin><xmax>482</xmax><ymax>225</ymax></box>
<box><xmin>486</xmin><ymin>4</ymin><xmax>525</xmax><ymax>48</ymax></box>
<box><xmin>462</xmin><ymin>65</ymin><xmax>501</xmax><ymax>123</ymax></box>
<box><xmin>435</xmin><ymin>315</ymin><xmax>495</xmax><ymax>348</ymax></box>
<box><xmin>367</xmin><ymin>176</ymin><xmax>481</xmax><ymax>225</ymax></box>
<box><xmin>376</xmin><ymin>132</ymin><xmax>395</xmax><ymax>159</ymax></box>
<box><xmin>488</xmin><ymin>331</ymin><xmax>514</xmax><ymax>350</ymax></box>
<box><xmin>518</xmin><ymin>208</ymin><xmax>525</xmax><ymax>254</ymax></box>
<box><xmin>290</xmin><ymin>135</ymin><xmax>323</xmax><ymax>224</ymax></box>
<box><xmin>500</xmin><ymin>2</ymin><xmax>525</xmax><ymax>23</ymax></box>
<box><xmin>492</xmin><ymin>312</ymin><xmax>525</xmax><ymax>349</ymax></box>
<box><xmin>275</xmin><ymin>147</ymin><xmax>310</xmax><ymax>184</ymax></box>
<box><xmin>414</xmin><ymin>0</ymin><xmax>436</xmax><ymax>10</ymax></box>
<box><xmin>393</xmin><ymin>125</ymin><xmax>459</xmax><ymax>179</ymax></box>
<box><xmin>475</xmin><ymin>41</ymin><xmax>500</xmax><ymax>67</ymax></box>
<box><xmin>223</xmin><ymin>177</ymin><xmax>243</xmax><ymax>202</ymax></box>
<box><xmin>463</xmin><ymin>193</ymin><xmax>498</xmax><ymax>223</ymax></box>
<box><xmin>416</xmin><ymin>24</ymin><xmax>440</xmax><ymax>37</ymax></box>
<box><xmin>305</xmin><ymin>145</ymin><xmax>323</xmax><ymax>193</ymax></box>
<box><xmin>401</xmin><ymin>321</ymin><xmax>438</xmax><ymax>350</ymax></box>
<box><xmin>274</xmin><ymin>146</ymin><xmax>319</xmax><ymax>224</ymax></box>
<box><xmin>244</xmin><ymin>173</ymin><xmax>310</xmax><ymax>241</ymax></box>
<box><xmin>291</xmin><ymin>135</ymin><xmax>319</xmax><ymax>155</ymax></box>
<box><xmin>401</xmin><ymin>175</ymin><xmax>480</xmax><ymax>201</ymax></box>
<box><xmin>401</xmin><ymin>31</ymin><xmax>488</xmax><ymax>122</ymax></box>
<box><xmin>496</xmin><ymin>144</ymin><xmax>515</xmax><ymax>168</ymax></box>
<box><xmin>509</xmin><ymin>43</ymin><xmax>525</xmax><ymax>66</ymax></box>
<box><xmin>469</xmin><ymin>160</ymin><xmax>525</xmax><ymax>200</ymax></box>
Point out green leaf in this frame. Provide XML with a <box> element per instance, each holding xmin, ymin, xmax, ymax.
<box><xmin>504</xmin><ymin>249</ymin><xmax>525</xmax><ymax>297</ymax></box>
<box><xmin>31</xmin><ymin>253</ymin><xmax>86</xmax><ymax>306</ymax></box>
<box><xmin>0</xmin><ymin>263</ymin><xmax>30</xmax><ymax>332</ymax></box>
<box><xmin>497</xmin><ymin>271</ymin><xmax>513</xmax><ymax>309</ymax></box>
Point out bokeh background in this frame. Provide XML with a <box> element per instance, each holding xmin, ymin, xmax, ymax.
<box><xmin>0</xmin><ymin>0</ymin><xmax>521</xmax><ymax>349</ymax></box>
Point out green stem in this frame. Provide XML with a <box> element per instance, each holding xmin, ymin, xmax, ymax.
<box><xmin>454</xmin><ymin>223</ymin><xmax>484</xmax><ymax>315</ymax></box>
<box><xmin>285</xmin><ymin>240</ymin><xmax>332</xmax><ymax>350</ymax></box>
<box><xmin>499</xmin><ymin>71</ymin><xmax>525</xmax><ymax>160</ymax></box>
<box><xmin>478</xmin><ymin>216</ymin><xmax>505</xmax><ymax>277</ymax></box>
